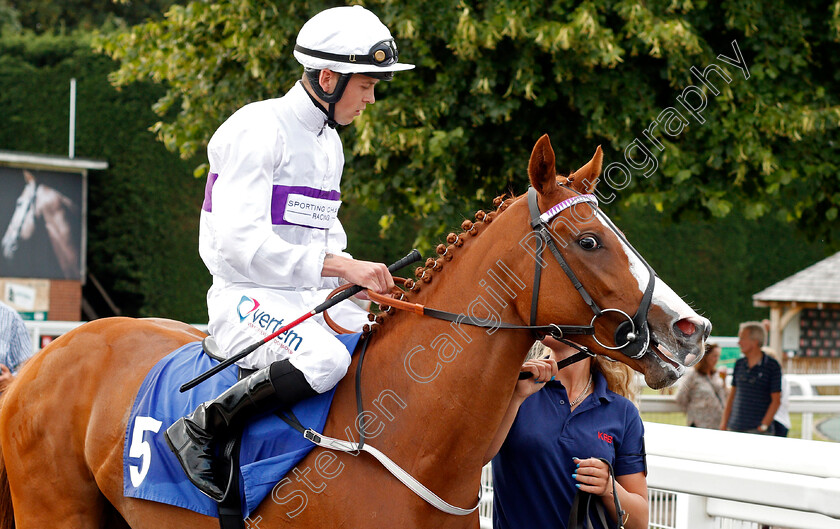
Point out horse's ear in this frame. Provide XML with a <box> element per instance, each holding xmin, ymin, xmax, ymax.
<box><xmin>23</xmin><ymin>170</ymin><xmax>34</xmax><ymax>184</ymax></box>
<box><xmin>528</xmin><ymin>134</ymin><xmax>558</xmax><ymax>196</ymax></box>
<box><xmin>569</xmin><ymin>146</ymin><xmax>603</xmax><ymax>194</ymax></box>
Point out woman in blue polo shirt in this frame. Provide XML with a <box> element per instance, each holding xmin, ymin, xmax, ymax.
<box><xmin>485</xmin><ymin>337</ymin><xmax>649</xmax><ymax>529</ymax></box>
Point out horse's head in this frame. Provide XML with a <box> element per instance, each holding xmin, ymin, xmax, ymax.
<box><xmin>518</xmin><ymin>135</ymin><xmax>710</xmax><ymax>388</ymax></box>
<box><xmin>1</xmin><ymin>171</ymin><xmax>38</xmax><ymax>259</ymax></box>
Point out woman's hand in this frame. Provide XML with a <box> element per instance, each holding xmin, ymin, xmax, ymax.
<box><xmin>483</xmin><ymin>357</ymin><xmax>559</xmax><ymax>464</ymax></box>
<box><xmin>514</xmin><ymin>358</ymin><xmax>558</xmax><ymax>400</ymax></box>
<box><xmin>572</xmin><ymin>457</ymin><xmax>613</xmax><ymax>497</ymax></box>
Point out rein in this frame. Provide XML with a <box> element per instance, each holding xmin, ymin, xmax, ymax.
<box><xmin>365</xmin><ymin>284</ymin><xmax>594</xmax><ymax>338</ymax></box>
<box><xmin>363</xmin><ymin>185</ymin><xmax>658</xmax><ymax>367</ymax></box>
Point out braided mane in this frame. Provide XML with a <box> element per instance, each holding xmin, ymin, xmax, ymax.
<box><xmin>364</xmin><ymin>192</ymin><xmax>521</xmax><ymax>332</ymax></box>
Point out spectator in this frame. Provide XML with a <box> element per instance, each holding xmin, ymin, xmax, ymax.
<box><xmin>760</xmin><ymin>320</ymin><xmax>791</xmax><ymax>437</ymax></box>
<box><xmin>486</xmin><ymin>338</ymin><xmax>648</xmax><ymax>529</ymax></box>
<box><xmin>675</xmin><ymin>342</ymin><xmax>727</xmax><ymax>429</ymax></box>
<box><xmin>761</xmin><ymin>347</ymin><xmax>792</xmax><ymax>438</ymax></box>
<box><xmin>720</xmin><ymin>321</ymin><xmax>782</xmax><ymax>434</ymax></box>
<box><xmin>0</xmin><ymin>300</ymin><xmax>33</xmax><ymax>392</ymax></box>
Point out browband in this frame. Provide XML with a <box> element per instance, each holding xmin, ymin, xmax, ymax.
<box><xmin>538</xmin><ymin>194</ymin><xmax>598</xmax><ymax>224</ymax></box>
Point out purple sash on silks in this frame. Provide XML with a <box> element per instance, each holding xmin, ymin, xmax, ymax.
<box><xmin>202</xmin><ymin>173</ymin><xmax>341</xmax><ymax>229</ymax></box>
<box><xmin>123</xmin><ymin>334</ymin><xmax>361</xmax><ymax>517</ymax></box>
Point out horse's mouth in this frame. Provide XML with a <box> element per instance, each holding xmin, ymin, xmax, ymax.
<box><xmin>638</xmin><ymin>339</ymin><xmax>685</xmax><ymax>389</ymax></box>
<box><xmin>651</xmin><ymin>341</ymin><xmax>681</xmax><ymax>370</ymax></box>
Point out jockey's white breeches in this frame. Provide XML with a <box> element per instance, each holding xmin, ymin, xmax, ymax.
<box><xmin>206</xmin><ymin>283</ymin><xmax>369</xmax><ymax>393</ymax></box>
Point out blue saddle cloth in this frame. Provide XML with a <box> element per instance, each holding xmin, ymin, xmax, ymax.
<box><xmin>122</xmin><ymin>334</ymin><xmax>361</xmax><ymax>517</ymax></box>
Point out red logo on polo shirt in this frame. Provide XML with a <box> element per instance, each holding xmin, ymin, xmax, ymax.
<box><xmin>598</xmin><ymin>431</ymin><xmax>613</xmax><ymax>444</ymax></box>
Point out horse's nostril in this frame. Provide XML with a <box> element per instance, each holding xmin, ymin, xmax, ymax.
<box><xmin>675</xmin><ymin>319</ymin><xmax>696</xmax><ymax>337</ymax></box>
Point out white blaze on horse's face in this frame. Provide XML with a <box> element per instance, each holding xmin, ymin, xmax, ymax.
<box><xmin>2</xmin><ymin>181</ymin><xmax>37</xmax><ymax>259</ymax></box>
<box><xmin>591</xmin><ymin>209</ymin><xmax>711</xmax><ymax>388</ymax></box>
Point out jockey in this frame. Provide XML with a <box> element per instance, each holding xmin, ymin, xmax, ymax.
<box><xmin>165</xmin><ymin>5</ymin><xmax>414</xmax><ymax>501</ymax></box>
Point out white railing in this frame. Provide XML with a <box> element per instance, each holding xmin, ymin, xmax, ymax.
<box><xmin>640</xmin><ymin>394</ymin><xmax>840</xmax><ymax>414</ymax></box>
<box><xmin>645</xmin><ymin>423</ymin><xmax>840</xmax><ymax>528</ymax></box>
<box><xmin>639</xmin><ymin>386</ymin><xmax>840</xmax><ymax>440</ymax></box>
<box><xmin>788</xmin><ymin>374</ymin><xmax>840</xmax><ymax>440</ymax></box>
<box><xmin>479</xmin><ymin>423</ymin><xmax>840</xmax><ymax>529</ymax></box>
<box><xmin>23</xmin><ymin>320</ymin><xmax>85</xmax><ymax>352</ymax></box>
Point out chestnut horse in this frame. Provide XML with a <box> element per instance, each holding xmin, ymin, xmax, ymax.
<box><xmin>0</xmin><ymin>135</ymin><xmax>709</xmax><ymax>528</ymax></box>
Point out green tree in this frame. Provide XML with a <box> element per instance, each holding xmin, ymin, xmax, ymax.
<box><xmin>0</xmin><ymin>0</ymin><xmax>21</xmax><ymax>35</ymax></box>
<box><xmin>97</xmin><ymin>0</ymin><xmax>840</xmax><ymax>251</ymax></box>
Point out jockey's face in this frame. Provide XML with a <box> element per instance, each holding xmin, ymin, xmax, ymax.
<box><xmin>322</xmin><ymin>72</ymin><xmax>379</xmax><ymax>125</ymax></box>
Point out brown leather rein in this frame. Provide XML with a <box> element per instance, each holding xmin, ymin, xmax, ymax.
<box><xmin>323</xmin><ymin>277</ymin><xmax>594</xmax><ymax>340</ymax></box>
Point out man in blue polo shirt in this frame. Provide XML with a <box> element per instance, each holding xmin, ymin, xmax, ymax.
<box><xmin>720</xmin><ymin>321</ymin><xmax>782</xmax><ymax>434</ymax></box>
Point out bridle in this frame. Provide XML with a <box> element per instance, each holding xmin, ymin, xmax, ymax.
<box><xmin>526</xmin><ymin>186</ymin><xmax>657</xmax><ymax>361</ymax></box>
<box><xmin>360</xmin><ymin>186</ymin><xmax>658</xmax><ymax>367</ymax></box>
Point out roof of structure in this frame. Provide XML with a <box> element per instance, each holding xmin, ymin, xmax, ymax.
<box><xmin>0</xmin><ymin>150</ymin><xmax>107</xmax><ymax>171</ymax></box>
<box><xmin>753</xmin><ymin>251</ymin><xmax>840</xmax><ymax>304</ymax></box>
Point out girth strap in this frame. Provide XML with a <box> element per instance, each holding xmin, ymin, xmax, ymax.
<box><xmin>216</xmin><ymin>433</ymin><xmax>245</xmax><ymax>529</ymax></box>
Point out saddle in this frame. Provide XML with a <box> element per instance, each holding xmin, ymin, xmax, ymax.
<box><xmin>122</xmin><ymin>336</ymin><xmax>361</xmax><ymax>523</ymax></box>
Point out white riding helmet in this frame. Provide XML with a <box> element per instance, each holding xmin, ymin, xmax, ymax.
<box><xmin>294</xmin><ymin>5</ymin><xmax>415</xmax><ymax>78</ymax></box>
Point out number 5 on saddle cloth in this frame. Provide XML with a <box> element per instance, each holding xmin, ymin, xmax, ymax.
<box><xmin>123</xmin><ymin>334</ymin><xmax>362</xmax><ymax>524</ymax></box>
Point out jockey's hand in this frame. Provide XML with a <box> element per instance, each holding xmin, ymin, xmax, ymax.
<box><xmin>322</xmin><ymin>254</ymin><xmax>394</xmax><ymax>295</ymax></box>
<box><xmin>573</xmin><ymin>457</ymin><xmax>613</xmax><ymax>497</ymax></box>
<box><xmin>0</xmin><ymin>364</ymin><xmax>13</xmax><ymax>393</ymax></box>
<box><xmin>514</xmin><ymin>358</ymin><xmax>558</xmax><ymax>400</ymax></box>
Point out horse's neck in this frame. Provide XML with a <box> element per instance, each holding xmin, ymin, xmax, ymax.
<box><xmin>327</xmin><ymin>235</ymin><xmax>537</xmax><ymax>501</ymax></box>
<box><xmin>35</xmin><ymin>185</ymin><xmax>63</xmax><ymax>218</ymax></box>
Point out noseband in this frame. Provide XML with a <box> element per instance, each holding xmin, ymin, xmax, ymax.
<box><xmin>526</xmin><ymin>186</ymin><xmax>656</xmax><ymax>359</ymax></box>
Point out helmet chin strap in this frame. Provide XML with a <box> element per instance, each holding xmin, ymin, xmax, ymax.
<box><xmin>304</xmin><ymin>69</ymin><xmax>351</xmax><ymax>128</ymax></box>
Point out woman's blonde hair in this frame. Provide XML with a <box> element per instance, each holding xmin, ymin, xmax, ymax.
<box><xmin>593</xmin><ymin>355</ymin><xmax>637</xmax><ymax>400</ymax></box>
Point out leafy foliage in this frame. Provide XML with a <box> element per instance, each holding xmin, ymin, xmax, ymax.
<box><xmin>97</xmin><ymin>0</ymin><xmax>840</xmax><ymax>251</ymax></box>
<box><xmin>0</xmin><ymin>0</ymin><xmax>21</xmax><ymax>36</ymax></box>
<box><xmin>612</xmin><ymin>204</ymin><xmax>826</xmax><ymax>335</ymax></box>
<box><xmin>7</xmin><ymin>0</ymin><xmax>181</xmax><ymax>33</ymax></box>
<box><xmin>2</xmin><ymin>2</ymin><xmax>834</xmax><ymax>333</ymax></box>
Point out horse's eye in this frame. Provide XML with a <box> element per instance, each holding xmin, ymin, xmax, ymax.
<box><xmin>578</xmin><ymin>235</ymin><xmax>600</xmax><ymax>250</ymax></box>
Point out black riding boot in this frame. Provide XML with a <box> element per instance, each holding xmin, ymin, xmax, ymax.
<box><xmin>164</xmin><ymin>359</ymin><xmax>317</xmax><ymax>501</ymax></box>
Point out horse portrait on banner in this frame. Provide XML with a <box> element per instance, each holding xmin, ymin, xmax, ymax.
<box><xmin>1</xmin><ymin>168</ymin><xmax>81</xmax><ymax>280</ymax></box>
